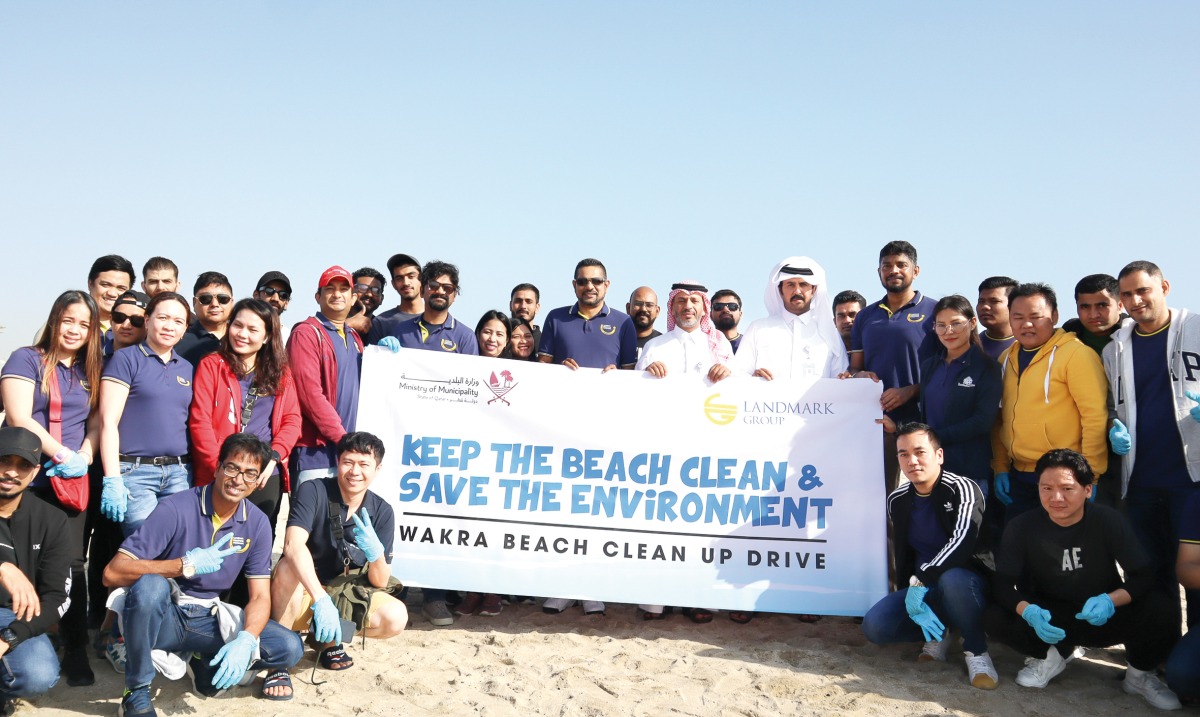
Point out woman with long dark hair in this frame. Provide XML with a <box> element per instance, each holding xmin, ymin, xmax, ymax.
<box><xmin>1</xmin><ymin>290</ymin><xmax>104</xmax><ymax>685</ymax></box>
<box><xmin>475</xmin><ymin>310</ymin><xmax>512</xmax><ymax>359</ymax></box>
<box><xmin>508</xmin><ymin>318</ymin><xmax>538</xmax><ymax>361</ymax></box>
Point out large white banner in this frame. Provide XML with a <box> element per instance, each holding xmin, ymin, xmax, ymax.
<box><xmin>358</xmin><ymin>347</ymin><xmax>887</xmax><ymax>615</ymax></box>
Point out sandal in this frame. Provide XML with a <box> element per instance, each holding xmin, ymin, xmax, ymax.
<box><xmin>317</xmin><ymin>644</ymin><xmax>355</xmax><ymax>671</ymax></box>
<box><xmin>728</xmin><ymin>611</ymin><xmax>753</xmax><ymax>624</ymax></box>
<box><xmin>261</xmin><ymin>670</ymin><xmax>294</xmax><ymax>701</ymax></box>
<box><xmin>683</xmin><ymin>608</ymin><xmax>714</xmax><ymax>624</ymax></box>
<box><xmin>797</xmin><ymin>614</ymin><xmax>822</xmax><ymax>623</ymax></box>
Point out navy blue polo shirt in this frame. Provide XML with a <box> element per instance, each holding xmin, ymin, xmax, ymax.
<box><xmin>237</xmin><ymin>373</ymin><xmax>276</xmax><ymax>446</ymax></box>
<box><xmin>101</xmin><ymin>342</ymin><xmax>193</xmax><ymax>457</ymax></box>
<box><xmin>287</xmin><ymin>477</ymin><xmax>396</xmax><ymax>584</ymax></box>
<box><xmin>366</xmin><ymin>308</ymin><xmax>420</xmax><ymax>346</ymax></box>
<box><xmin>119</xmin><ymin>485</ymin><xmax>273</xmax><ymax>599</ymax></box>
<box><xmin>851</xmin><ymin>292</ymin><xmax>938</xmax><ymax>420</ymax></box>
<box><xmin>176</xmin><ymin>322</ymin><xmax>222</xmax><ymax>367</ymax></box>
<box><xmin>538</xmin><ymin>303</ymin><xmax>638</xmax><ymax>369</ymax></box>
<box><xmin>2</xmin><ymin>347</ymin><xmax>92</xmax><ymax>488</ymax></box>
<box><xmin>1129</xmin><ymin>325</ymin><xmax>1189</xmax><ymax>489</ymax></box>
<box><xmin>1182</xmin><ymin>491</ymin><xmax>1200</xmax><ymax>545</ymax></box>
<box><xmin>386</xmin><ymin>314</ymin><xmax>479</xmax><ymax>355</ymax></box>
<box><xmin>316</xmin><ymin>313</ymin><xmax>361</xmax><ymax>434</ymax></box>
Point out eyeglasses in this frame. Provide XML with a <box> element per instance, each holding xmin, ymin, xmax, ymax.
<box><xmin>712</xmin><ymin>302</ymin><xmax>740</xmax><ymax>312</ymax></box>
<box><xmin>354</xmin><ymin>283</ymin><xmax>382</xmax><ymax>295</ymax></box>
<box><xmin>934</xmin><ymin>320</ymin><xmax>971</xmax><ymax>335</ymax></box>
<box><xmin>629</xmin><ymin>300</ymin><xmax>657</xmax><ymax>309</ymax></box>
<box><xmin>221</xmin><ymin>462</ymin><xmax>261</xmax><ymax>483</ymax></box>
<box><xmin>197</xmin><ymin>293</ymin><xmax>233</xmax><ymax>306</ymax></box>
<box><xmin>574</xmin><ymin>277</ymin><xmax>607</xmax><ymax>287</ymax></box>
<box><xmin>426</xmin><ymin>281</ymin><xmax>456</xmax><ymax>294</ymax></box>
<box><xmin>112</xmin><ymin>311</ymin><xmax>146</xmax><ymax>328</ymax></box>
<box><xmin>256</xmin><ymin>286</ymin><xmax>291</xmax><ymax>301</ymax></box>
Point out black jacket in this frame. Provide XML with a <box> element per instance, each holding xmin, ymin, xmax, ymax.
<box><xmin>918</xmin><ymin>343</ymin><xmax>1002</xmax><ymax>486</ymax></box>
<box><xmin>887</xmin><ymin>469</ymin><xmax>988</xmax><ymax>585</ymax></box>
<box><xmin>0</xmin><ymin>491</ymin><xmax>72</xmax><ymax>643</ymax></box>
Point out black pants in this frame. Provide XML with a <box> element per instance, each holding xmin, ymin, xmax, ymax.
<box><xmin>225</xmin><ymin>470</ymin><xmax>282</xmax><ymax>607</ymax></box>
<box><xmin>983</xmin><ymin>590</ymin><xmax>1178</xmax><ymax>671</ymax></box>
<box><xmin>85</xmin><ymin>466</ymin><xmax>124</xmax><ymax>628</ymax></box>
<box><xmin>32</xmin><ymin>487</ymin><xmax>89</xmax><ymax>650</ymax></box>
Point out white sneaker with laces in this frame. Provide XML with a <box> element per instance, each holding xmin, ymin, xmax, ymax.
<box><xmin>1015</xmin><ymin>645</ymin><xmax>1068</xmax><ymax>688</ymax></box>
<box><xmin>964</xmin><ymin>651</ymin><xmax>998</xmax><ymax>690</ymax></box>
<box><xmin>1123</xmin><ymin>666</ymin><xmax>1182</xmax><ymax>710</ymax></box>
<box><xmin>917</xmin><ymin>639</ymin><xmax>949</xmax><ymax>663</ymax></box>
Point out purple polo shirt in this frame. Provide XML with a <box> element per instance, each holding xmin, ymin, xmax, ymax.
<box><xmin>295</xmin><ymin>314</ymin><xmax>361</xmax><ymax>472</ymax></box>
<box><xmin>538</xmin><ymin>303</ymin><xmax>638</xmax><ymax>369</ymax></box>
<box><xmin>388</xmin><ymin>314</ymin><xmax>479</xmax><ymax>355</ymax></box>
<box><xmin>101</xmin><ymin>342</ymin><xmax>193</xmax><ymax>457</ymax></box>
<box><xmin>979</xmin><ymin>332</ymin><xmax>1016</xmax><ymax>362</ymax></box>
<box><xmin>237</xmin><ymin>373</ymin><xmax>276</xmax><ymax>446</ymax></box>
<box><xmin>119</xmin><ymin>485</ymin><xmax>273</xmax><ymax>599</ymax></box>
<box><xmin>1181</xmin><ymin>491</ymin><xmax>1200</xmax><ymax>546</ymax></box>
<box><xmin>366</xmin><ymin>307</ymin><xmax>420</xmax><ymax>345</ymax></box>
<box><xmin>850</xmin><ymin>292</ymin><xmax>938</xmax><ymax>421</ymax></box>
<box><xmin>2</xmin><ymin>347</ymin><xmax>92</xmax><ymax>488</ymax></box>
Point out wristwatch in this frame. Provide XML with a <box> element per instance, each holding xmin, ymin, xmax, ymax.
<box><xmin>0</xmin><ymin>627</ymin><xmax>21</xmax><ymax>651</ymax></box>
<box><xmin>181</xmin><ymin>555</ymin><xmax>197</xmax><ymax>579</ymax></box>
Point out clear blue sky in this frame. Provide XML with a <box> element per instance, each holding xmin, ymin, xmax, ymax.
<box><xmin>2</xmin><ymin>2</ymin><xmax>1196</xmax><ymax>357</ymax></box>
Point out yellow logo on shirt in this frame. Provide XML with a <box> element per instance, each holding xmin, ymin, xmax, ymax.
<box><xmin>80</xmin><ymin>379</ymin><xmax>91</xmax><ymax>392</ymax></box>
<box><xmin>600</xmin><ymin>324</ymin><xmax>616</xmax><ymax>335</ymax></box>
<box><xmin>907</xmin><ymin>314</ymin><xmax>925</xmax><ymax>323</ymax></box>
<box><xmin>440</xmin><ymin>339</ymin><xmax>458</xmax><ymax>352</ymax></box>
<box><xmin>177</xmin><ymin>376</ymin><xmax>191</xmax><ymax>386</ymax></box>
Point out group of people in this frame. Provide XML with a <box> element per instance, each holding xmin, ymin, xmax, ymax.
<box><xmin>0</xmin><ymin>245</ymin><xmax>1194</xmax><ymax>714</ymax></box>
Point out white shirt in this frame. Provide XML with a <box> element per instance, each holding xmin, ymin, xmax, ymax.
<box><xmin>636</xmin><ymin>327</ymin><xmax>729</xmax><ymax>374</ymax></box>
<box><xmin>733</xmin><ymin>311</ymin><xmax>847</xmax><ymax>379</ymax></box>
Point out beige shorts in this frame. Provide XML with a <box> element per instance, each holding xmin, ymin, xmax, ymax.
<box><xmin>290</xmin><ymin>587</ymin><xmax>400</xmax><ymax>635</ymax></box>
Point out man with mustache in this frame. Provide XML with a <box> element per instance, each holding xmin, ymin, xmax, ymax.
<box><xmin>626</xmin><ymin>286</ymin><xmax>661</xmax><ymax>357</ymax></box>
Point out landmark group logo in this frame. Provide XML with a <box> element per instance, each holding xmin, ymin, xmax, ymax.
<box><xmin>704</xmin><ymin>393</ymin><xmax>737</xmax><ymax>425</ymax></box>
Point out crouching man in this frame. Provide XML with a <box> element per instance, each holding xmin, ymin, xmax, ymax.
<box><xmin>984</xmin><ymin>448</ymin><xmax>1180</xmax><ymax>710</ymax></box>
<box><xmin>861</xmin><ymin>423</ymin><xmax>998</xmax><ymax>689</ymax></box>
<box><xmin>270</xmin><ymin>431</ymin><xmax>407</xmax><ymax>672</ymax></box>
<box><xmin>103</xmin><ymin>433</ymin><xmax>304</xmax><ymax>715</ymax></box>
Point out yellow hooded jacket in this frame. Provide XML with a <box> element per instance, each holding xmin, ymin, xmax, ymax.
<box><xmin>991</xmin><ymin>328</ymin><xmax>1109</xmax><ymax>476</ymax></box>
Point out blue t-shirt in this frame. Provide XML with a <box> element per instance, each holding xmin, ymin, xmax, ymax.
<box><xmin>1129</xmin><ymin>325</ymin><xmax>1189</xmax><ymax>489</ymax></box>
<box><xmin>236</xmin><ymin>373</ymin><xmax>277</xmax><ymax>447</ymax></box>
<box><xmin>387</xmin><ymin>314</ymin><xmax>479</xmax><ymax>355</ymax></box>
<box><xmin>119</xmin><ymin>486</ymin><xmax>273</xmax><ymax>599</ymax></box>
<box><xmin>287</xmin><ymin>477</ymin><xmax>396</xmax><ymax>584</ymax></box>
<box><xmin>538</xmin><ymin>303</ymin><xmax>638</xmax><ymax>369</ymax></box>
<box><xmin>1</xmin><ymin>347</ymin><xmax>92</xmax><ymax>488</ymax></box>
<box><xmin>101</xmin><ymin>343</ymin><xmax>193</xmax><ymax>457</ymax></box>
<box><xmin>1016</xmin><ymin>345</ymin><xmax>1038</xmax><ymax>376</ymax></box>
<box><xmin>979</xmin><ymin>332</ymin><xmax>1016</xmax><ymax>362</ymax></box>
<box><xmin>850</xmin><ymin>292</ymin><xmax>938</xmax><ymax>421</ymax></box>
<box><xmin>921</xmin><ymin>354</ymin><xmax>968</xmax><ymax>432</ymax></box>
<box><xmin>907</xmin><ymin>491</ymin><xmax>949</xmax><ymax>567</ymax></box>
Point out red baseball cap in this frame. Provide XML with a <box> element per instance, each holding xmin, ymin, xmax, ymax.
<box><xmin>317</xmin><ymin>266</ymin><xmax>353</xmax><ymax>290</ymax></box>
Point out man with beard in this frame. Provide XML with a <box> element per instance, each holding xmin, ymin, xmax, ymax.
<box><xmin>977</xmin><ymin>276</ymin><xmax>1019</xmax><ymax>361</ymax></box>
<box><xmin>832</xmin><ymin>290</ymin><xmax>865</xmax><ymax>353</ymax></box>
<box><xmin>377</xmin><ymin>260</ymin><xmax>478</xmax><ymax>355</ymax></box>
<box><xmin>178</xmin><ymin>271</ymin><xmax>235</xmax><ymax>366</ymax></box>
<box><xmin>710</xmin><ymin>290</ymin><xmax>744</xmax><ymax>353</ymax></box>
<box><xmin>637</xmin><ymin>281</ymin><xmax>734</xmax><ymax>382</ymax></box>
<box><xmin>345</xmin><ymin>267</ymin><xmax>386</xmax><ymax>337</ymax></box>
<box><xmin>510</xmin><ymin>283</ymin><xmax>542</xmax><ymax>348</ymax></box>
<box><xmin>367</xmin><ymin>254</ymin><xmax>424</xmax><ymax>345</ymax></box>
<box><xmin>140</xmin><ymin>257</ymin><xmax>180</xmax><ymax>298</ymax></box>
<box><xmin>538</xmin><ymin>258</ymin><xmax>638</xmax><ymax>372</ymax></box>
<box><xmin>253</xmin><ymin>271</ymin><xmax>293</xmax><ymax>316</ymax></box>
<box><xmin>734</xmin><ymin>257</ymin><xmax>848</xmax><ymax>380</ymax></box>
<box><xmin>1065</xmin><ymin>274</ymin><xmax>1126</xmax><ymax>356</ymax></box>
<box><xmin>627</xmin><ymin>287</ymin><xmax>662</xmax><ymax>356</ymax></box>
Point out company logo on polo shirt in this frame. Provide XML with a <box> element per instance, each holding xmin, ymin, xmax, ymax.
<box><xmin>80</xmin><ymin>379</ymin><xmax>91</xmax><ymax>391</ymax></box>
<box><xmin>600</xmin><ymin>324</ymin><xmax>616</xmax><ymax>335</ymax></box>
<box><xmin>230</xmin><ymin>536</ymin><xmax>251</xmax><ymax>553</ymax></box>
<box><xmin>486</xmin><ymin>370</ymin><xmax>519</xmax><ymax>407</ymax></box>
<box><xmin>440</xmin><ymin>339</ymin><xmax>458</xmax><ymax>352</ymax></box>
<box><xmin>177</xmin><ymin>376</ymin><xmax>191</xmax><ymax>386</ymax></box>
<box><xmin>704</xmin><ymin>394</ymin><xmax>737</xmax><ymax>425</ymax></box>
<box><xmin>907</xmin><ymin>314</ymin><xmax>925</xmax><ymax>323</ymax></box>
<box><xmin>958</xmin><ymin>376</ymin><xmax>975</xmax><ymax>388</ymax></box>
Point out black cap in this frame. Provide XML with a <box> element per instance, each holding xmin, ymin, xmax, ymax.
<box><xmin>113</xmin><ymin>290</ymin><xmax>150</xmax><ymax>311</ymax></box>
<box><xmin>255</xmin><ymin>271</ymin><xmax>292</xmax><ymax>293</ymax></box>
<box><xmin>386</xmin><ymin>254</ymin><xmax>421</xmax><ymax>274</ymax></box>
<box><xmin>0</xmin><ymin>426</ymin><xmax>41</xmax><ymax>466</ymax></box>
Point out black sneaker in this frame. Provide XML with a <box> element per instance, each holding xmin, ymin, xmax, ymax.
<box><xmin>63</xmin><ymin>647</ymin><xmax>96</xmax><ymax>687</ymax></box>
<box><xmin>119</xmin><ymin>687</ymin><xmax>157</xmax><ymax>717</ymax></box>
<box><xmin>187</xmin><ymin>654</ymin><xmax>221</xmax><ymax>697</ymax></box>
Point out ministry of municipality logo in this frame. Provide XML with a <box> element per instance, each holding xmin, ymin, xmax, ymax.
<box><xmin>486</xmin><ymin>369</ymin><xmax>518</xmax><ymax>406</ymax></box>
<box><xmin>704</xmin><ymin>393</ymin><xmax>737</xmax><ymax>425</ymax></box>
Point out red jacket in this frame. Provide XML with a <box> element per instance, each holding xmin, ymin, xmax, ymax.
<box><xmin>286</xmin><ymin>316</ymin><xmax>363</xmax><ymax>454</ymax></box>
<box><xmin>188</xmin><ymin>352</ymin><xmax>302</xmax><ymax>490</ymax></box>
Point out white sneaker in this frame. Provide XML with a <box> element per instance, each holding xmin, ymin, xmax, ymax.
<box><xmin>1123</xmin><ymin>666</ymin><xmax>1182</xmax><ymax>710</ymax></box>
<box><xmin>1016</xmin><ymin>645</ymin><xmax>1068</xmax><ymax>688</ymax></box>
<box><xmin>917</xmin><ymin>639</ymin><xmax>949</xmax><ymax>663</ymax></box>
<box><xmin>105</xmin><ymin>638</ymin><xmax>127</xmax><ymax>674</ymax></box>
<box><xmin>964</xmin><ymin>651</ymin><xmax>998</xmax><ymax>690</ymax></box>
<box><xmin>542</xmin><ymin>597</ymin><xmax>573</xmax><ymax>614</ymax></box>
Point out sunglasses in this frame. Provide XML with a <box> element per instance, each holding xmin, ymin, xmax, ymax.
<box><xmin>712</xmin><ymin>302</ymin><xmax>740</xmax><ymax>311</ymax></box>
<box><xmin>197</xmin><ymin>293</ymin><xmax>233</xmax><ymax>306</ymax></box>
<box><xmin>111</xmin><ymin>311</ymin><xmax>146</xmax><ymax>328</ymax></box>
<box><xmin>256</xmin><ymin>286</ymin><xmax>291</xmax><ymax>301</ymax></box>
<box><xmin>426</xmin><ymin>281</ymin><xmax>457</xmax><ymax>294</ymax></box>
<box><xmin>354</xmin><ymin>283</ymin><xmax>383</xmax><ymax>295</ymax></box>
<box><xmin>574</xmin><ymin>277</ymin><xmax>607</xmax><ymax>287</ymax></box>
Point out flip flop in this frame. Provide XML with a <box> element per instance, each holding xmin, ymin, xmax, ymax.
<box><xmin>318</xmin><ymin>644</ymin><xmax>355</xmax><ymax>671</ymax></box>
<box><xmin>683</xmin><ymin>608</ymin><xmax>714</xmax><ymax>624</ymax></box>
<box><xmin>261</xmin><ymin>670</ymin><xmax>294</xmax><ymax>701</ymax></box>
<box><xmin>728</xmin><ymin>611</ymin><xmax>753</xmax><ymax>624</ymax></box>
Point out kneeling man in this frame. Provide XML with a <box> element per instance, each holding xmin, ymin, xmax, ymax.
<box><xmin>861</xmin><ymin>423</ymin><xmax>997</xmax><ymax>688</ymax></box>
<box><xmin>104</xmin><ymin>433</ymin><xmax>304</xmax><ymax>715</ymax></box>
<box><xmin>271</xmin><ymin>431</ymin><xmax>406</xmax><ymax>672</ymax></box>
<box><xmin>984</xmin><ymin>448</ymin><xmax>1180</xmax><ymax>710</ymax></box>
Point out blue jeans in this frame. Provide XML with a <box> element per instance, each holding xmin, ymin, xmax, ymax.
<box><xmin>120</xmin><ymin>460</ymin><xmax>192</xmax><ymax>537</ymax></box>
<box><xmin>1126</xmin><ymin>485</ymin><xmax>1200</xmax><ymax>629</ymax></box>
<box><xmin>861</xmin><ymin>567</ymin><xmax>990</xmax><ymax>654</ymax></box>
<box><xmin>1166</xmin><ymin>626</ymin><xmax>1200</xmax><ymax>699</ymax></box>
<box><xmin>122</xmin><ymin>575</ymin><xmax>303</xmax><ymax>692</ymax></box>
<box><xmin>1001</xmin><ymin>471</ymin><xmax>1040</xmax><ymax>526</ymax></box>
<box><xmin>0</xmin><ymin>609</ymin><xmax>59</xmax><ymax>698</ymax></box>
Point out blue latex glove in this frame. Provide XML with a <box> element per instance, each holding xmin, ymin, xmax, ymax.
<box><xmin>904</xmin><ymin>584</ymin><xmax>929</xmax><ymax>618</ymax></box>
<box><xmin>208</xmin><ymin>630</ymin><xmax>258</xmax><ymax>690</ymax></box>
<box><xmin>993</xmin><ymin>472</ymin><xmax>1013</xmax><ymax>506</ymax></box>
<box><xmin>378</xmin><ymin>336</ymin><xmax>402</xmax><ymax>353</ymax></box>
<box><xmin>185</xmin><ymin>533</ymin><xmax>239</xmax><ymax>575</ymax></box>
<box><xmin>351</xmin><ymin>508</ymin><xmax>385</xmax><ymax>563</ymax></box>
<box><xmin>1075</xmin><ymin>593</ymin><xmax>1115</xmax><ymax>626</ymax></box>
<box><xmin>1108</xmin><ymin>419</ymin><xmax>1131</xmax><ymax>456</ymax></box>
<box><xmin>1022</xmin><ymin>604</ymin><xmax>1066</xmax><ymax>644</ymax></box>
<box><xmin>311</xmin><ymin>594</ymin><xmax>342</xmax><ymax>645</ymax></box>
<box><xmin>44</xmin><ymin>450</ymin><xmax>89</xmax><ymax>478</ymax></box>
<box><xmin>1187</xmin><ymin>390</ymin><xmax>1200</xmax><ymax>424</ymax></box>
<box><xmin>908</xmin><ymin>601</ymin><xmax>945</xmax><ymax>642</ymax></box>
<box><xmin>100</xmin><ymin>476</ymin><xmax>129</xmax><ymax>522</ymax></box>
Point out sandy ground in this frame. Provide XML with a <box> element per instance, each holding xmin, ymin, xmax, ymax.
<box><xmin>26</xmin><ymin>595</ymin><xmax>1181</xmax><ymax>717</ymax></box>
